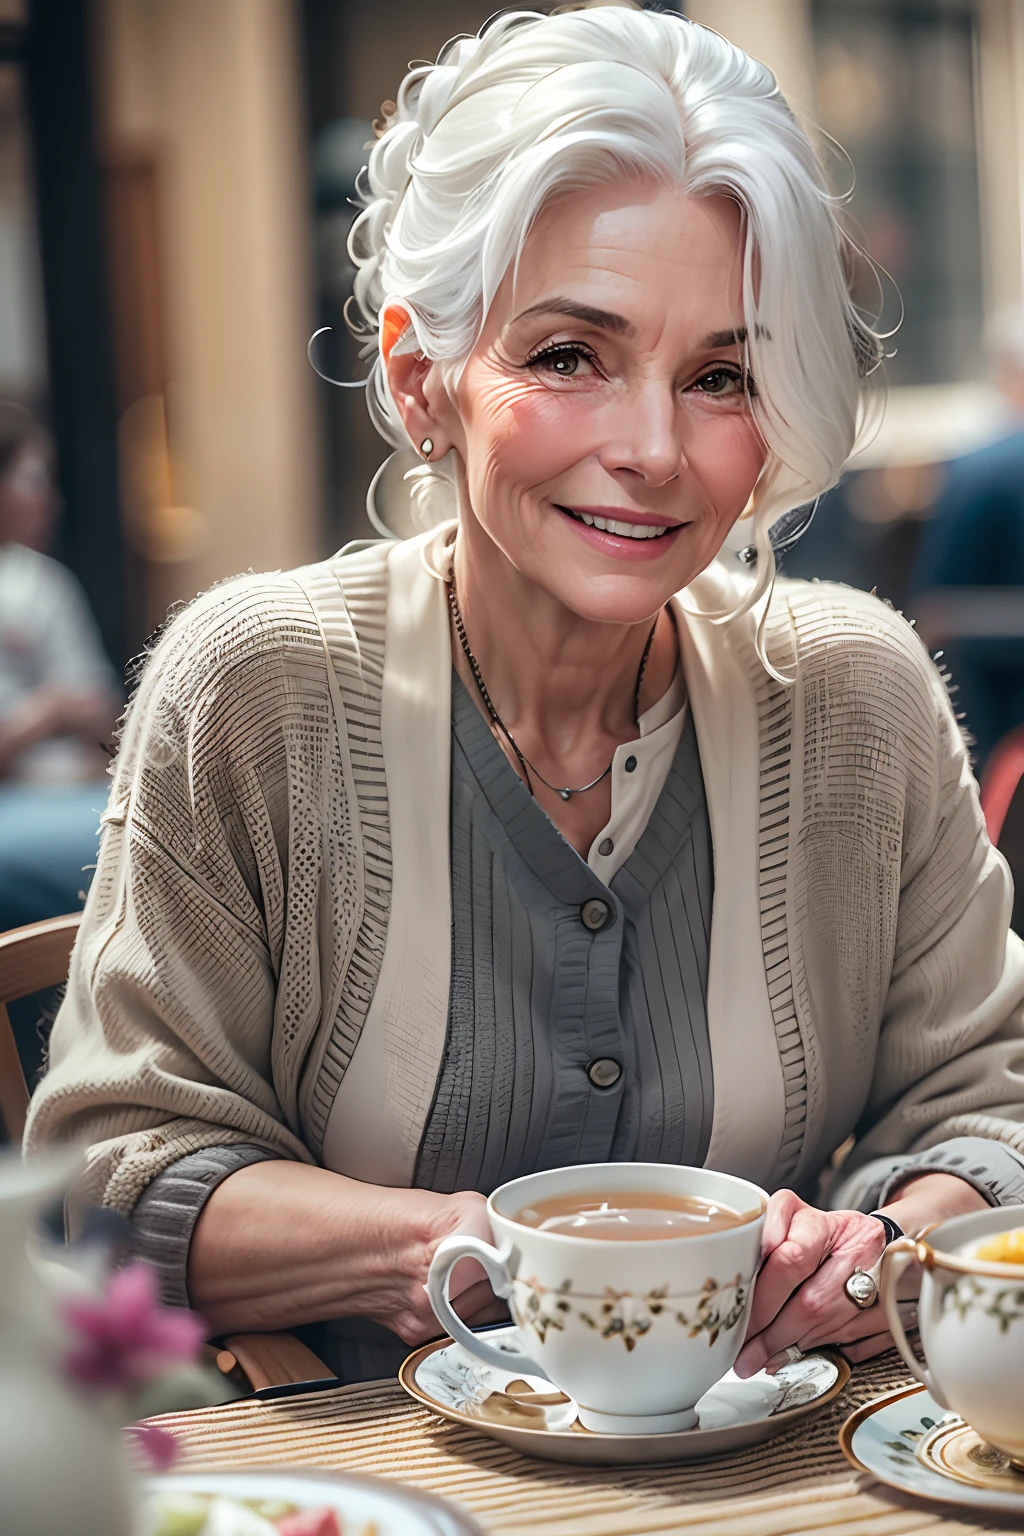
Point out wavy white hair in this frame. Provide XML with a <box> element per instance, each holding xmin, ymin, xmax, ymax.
<box><xmin>347</xmin><ymin>3</ymin><xmax>882</xmax><ymax>623</ymax></box>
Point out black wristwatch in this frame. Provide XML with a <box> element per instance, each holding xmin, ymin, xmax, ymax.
<box><xmin>869</xmin><ymin>1212</ymin><xmax>905</xmax><ymax>1246</ymax></box>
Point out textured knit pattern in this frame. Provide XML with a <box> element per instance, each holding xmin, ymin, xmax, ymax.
<box><xmin>415</xmin><ymin>675</ymin><xmax>713</xmax><ymax>1194</ymax></box>
<box><xmin>25</xmin><ymin>545</ymin><xmax>393</xmax><ymax>1211</ymax></box>
<box><xmin>844</xmin><ymin>1133</ymin><xmax>1024</xmax><ymax>1211</ymax></box>
<box><xmin>290</xmin><ymin>560</ymin><xmax>391</xmax><ymax>1151</ymax></box>
<box><xmin>130</xmin><ymin>1144</ymin><xmax>278</xmax><ymax>1306</ymax></box>
<box><xmin>23</xmin><ymin>553</ymin><xmax>1024</xmax><ymax>1221</ymax></box>
<box><xmin>749</xmin><ymin>603</ymin><xmax>807</xmax><ymax>1183</ymax></box>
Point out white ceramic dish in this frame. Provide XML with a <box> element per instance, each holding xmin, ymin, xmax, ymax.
<box><xmin>145</xmin><ymin>1468</ymin><xmax>483</xmax><ymax>1536</ymax></box>
<box><xmin>841</xmin><ymin>1383</ymin><xmax>1024</xmax><ymax>1515</ymax></box>
<box><xmin>399</xmin><ymin>1322</ymin><xmax>847</xmax><ymax>1466</ymax></box>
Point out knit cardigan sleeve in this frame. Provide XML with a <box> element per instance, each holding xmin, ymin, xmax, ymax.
<box><xmin>831</xmin><ymin>622</ymin><xmax>1024</xmax><ymax>1208</ymax></box>
<box><xmin>23</xmin><ymin>572</ymin><xmax>349</xmax><ymax>1216</ymax></box>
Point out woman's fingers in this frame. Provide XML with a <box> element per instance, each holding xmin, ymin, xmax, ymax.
<box><xmin>741</xmin><ymin>1191</ymin><xmax>831</xmax><ymax>1342</ymax></box>
<box><xmin>452</xmin><ymin>1276</ymin><xmax>510</xmax><ymax>1325</ymax></box>
<box><xmin>759</xmin><ymin>1229</ymin><xmax>890</xmax><ymax>1355</ymax></box>
<box><xmin>841</xmin><ymin>1329</ymin><xmax>900</xmax><ymax>1364</ymax></box>
<box><xmin>737</xmin><ymin>1197</ymin><xmax>892</xmax><ymax>1377</ymax></box>
<box><xmin>399</xmin><ymin>1274</ymin><xmax>505</xmax><ymax>1346</ymax></box>
<box><xmin>462</xmin><ymin>1293</ymin><xmax>511</xmax><ymax>1330</ymax></box>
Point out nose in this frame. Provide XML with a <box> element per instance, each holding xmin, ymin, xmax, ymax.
<box><xmin>598</xmin><ymin>384</ymin><xmax>685</xmax><ymax>487</ymax></box>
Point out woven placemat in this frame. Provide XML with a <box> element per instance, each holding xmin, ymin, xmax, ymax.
<box><xmin>149</xmin><ymin>1354</ymin><xmax>1005</xmax><ymax>1535</ymax></box>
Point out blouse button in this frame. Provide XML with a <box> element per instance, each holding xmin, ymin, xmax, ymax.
<box><xmin>580</xmin><ymin>898</ymin><xmax>611</xmax><ymax>931</ymax></box>
<box><xmin>587</xmin><ymin>1057</ymin><xmax>622</xmax><ymax>1089</ymax></box>
<box><xmin>598</xmin><ymin>837</ymin><xmax>614</xmax><ymax>857</ymax></box>
<box><xmin>624</xmin><ymin>755</ymin><xmax>637</xmax><ymax>773</ymax></box>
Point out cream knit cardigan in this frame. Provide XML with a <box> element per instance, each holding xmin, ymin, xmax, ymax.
<box><xmin>25</xmin><ymin>529</ymin><xmax>1024</xmax><ymax>1214</ymax></box>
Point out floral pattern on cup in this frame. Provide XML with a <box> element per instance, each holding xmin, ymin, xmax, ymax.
<box><xmin>941</xmin><ymin>1276</ymin><xmax>1024</xmax><ymax>1334</ymax></box>
<box><xmin>511</xmin><ymin>1273</ymin><xmax>750</xmax><ymax>1352</ymax></box>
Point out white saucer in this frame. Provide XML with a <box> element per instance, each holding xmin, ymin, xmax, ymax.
<box><xmin>841</xmin><ymin>1384</ymin><xmax>1024</xmax><ymax>1515</ymax></box>
<box><xmin>399</xmin><ymin>1323</ymin><xmax>847</xmax><ymax>1466</ymax></box>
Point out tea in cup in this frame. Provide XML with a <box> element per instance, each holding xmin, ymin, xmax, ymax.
<box><xmin>880</xmin><ymin>1206</ymin><xmax>1024</xmax><ymax>1466</ymax></box>
<box><xmin>426</xmin><ymin>1162</ymin><xmax>767</xmax><ymax>1434</ymax></box>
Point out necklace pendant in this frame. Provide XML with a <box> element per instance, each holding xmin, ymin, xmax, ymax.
<box><xmin>559</xmin><ymin>788</ymin><xmax>572</xmax><ymax>802</ymax></box>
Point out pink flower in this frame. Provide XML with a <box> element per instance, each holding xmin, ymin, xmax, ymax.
<box><xmin>125</xmin><ymin>1422</ymin><xmax>180</xmax><ymax>1471</ymax></box>
<box><xmin>61</xmin><ymin>1262</ymin><xmax>206</xmax><ymax>1391</ymax></box>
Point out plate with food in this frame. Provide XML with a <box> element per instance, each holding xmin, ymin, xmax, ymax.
<box><xmin>143</xmin><ymin>1468</ymin><xmax>483</xmax><ymax>1536</ymax></box>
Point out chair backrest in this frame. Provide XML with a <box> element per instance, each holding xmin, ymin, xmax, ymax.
<box><xmin>0</xmin><ymin>913</ymin><xmax>82</xmax><ymax>1143</ymax></box>
<box><xmin>980</xmin><ymin>728</ymin><xmax>1024</xmax><ymax>939</ymax></box>
<box><xmin>999</xmin><ymin>778</ymin><xmax>1024</xmax><ymax>937</ymax></box>
<box><xmin>981</xmin><ymin>726</ymin><xmax>1024</xmax><ymax>848</ymax></box>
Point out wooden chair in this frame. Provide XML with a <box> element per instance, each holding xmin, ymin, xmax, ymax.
<box><xmin>0</xmin><ymin>912</ymin><xmax>81</xmax><ymax>1144</ymax></box>
<box><xmin>0</xmin><ymin>913</ymin><xmax>332</xmax><ymax>1391</ymax></box>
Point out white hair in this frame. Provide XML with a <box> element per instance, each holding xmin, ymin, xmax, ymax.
<box><xmin>347</xmin><ymin>4</ymin><xmax>882</xmax><ymax>628</ymax></box>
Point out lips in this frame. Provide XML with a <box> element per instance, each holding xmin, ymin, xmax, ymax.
<box><xmin>554</xmin><ymin>504</ymin><xmax>683</xmax><ymax>561</ymax></box>
<box><xmin>556</xmin><ymin>505</ymin><xmax>680</xmax><ymax>541</ymax></box>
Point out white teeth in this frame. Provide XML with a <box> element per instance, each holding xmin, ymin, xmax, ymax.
<box><xmin>571</xmin><ymin>512</ymin><xmax>670</xmax><ymax>539</ymax></box>
<box><xmin>565</xmin><ymin>508</ymin><xmax>672</xmax><ymax>539</ymax></box>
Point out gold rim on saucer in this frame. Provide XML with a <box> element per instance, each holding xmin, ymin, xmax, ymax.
<box><xmin>839</xmin><ymin>1382</ymin><xmax>929</xmax><ymax>1475</ymax></box>
<box><xmin>918</xmin><ymin>1420</ymin><xmax>1024</xmax><ymax>1494</ymax></box>
<box><xmin>400</xmin><ymin>1332</ymin><xmax>849</xmax><ymax>1444</ymax></box>
<box><xmin>840</xmin><ymin>1383</ymin><xmax>1024</xmax><ymax>1514</ymax></box>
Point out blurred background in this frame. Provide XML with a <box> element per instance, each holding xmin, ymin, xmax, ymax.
<box><xmin>1</xmin><ymin>0</ymin><xmax>1023</xmax><ymax>782</ymax></box>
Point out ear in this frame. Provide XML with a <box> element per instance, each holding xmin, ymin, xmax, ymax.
<box><xmin>382</xmin><ymin>307</ymin><xmax>453</xmax><ymax>458</ymax></box>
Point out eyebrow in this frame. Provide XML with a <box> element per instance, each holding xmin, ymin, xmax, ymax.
<box><xmin>513</xmin><ymin>298</ymin><xmax>637</xmax><ymax>337</ymax></box>
<box><xmin>702</xmin><ymin>327</ymin><xmax>747</xmax><ymax>349</ymax></box>
<box><xmin>512</xmin><ymin>302</ymin><xmax>748</xmax><ymax>353</ymax></box>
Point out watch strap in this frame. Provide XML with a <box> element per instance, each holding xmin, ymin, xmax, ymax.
<box><xmin>869</xmin><ymin>1212</ymin><xmax>905</xmax><ymax>1246</ymax></box>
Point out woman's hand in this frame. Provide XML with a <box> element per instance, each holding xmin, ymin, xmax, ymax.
<box><xmin>734</xmin><ymin>1191</ymin><xmax>890</xmax><ymax>1378</ymax></box>
<box><xmin>735</xmin><ymin>1175</ymin><xmax>989</xmax><ymax>1378</ymax></box>
<box><xmin>390</xmin><ymin>1186</ymin><xmax>509</xmax><ymax>1346</ymax></box>
<box><xmin>189</xmin><ymin>1162</ymin><xmax>509</xmax><ymax>1344</ymax></box>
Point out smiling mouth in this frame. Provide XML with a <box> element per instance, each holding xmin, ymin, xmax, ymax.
<box><xmin>557</xmin><ymin>507</ymin><xmax>676</xmax><ymax>540</ymax></box>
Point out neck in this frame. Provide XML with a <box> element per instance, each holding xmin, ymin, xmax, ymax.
<box><xmin>449</xmin><ymin>512</ymin><xmax>678</xmax><ymax>764</ymax></box>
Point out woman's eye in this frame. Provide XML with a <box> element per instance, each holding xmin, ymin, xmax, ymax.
<box><xmin>693</xmin><ymin>368</ymin><xmax>748</xmax><ymax>397</ymax></box>
<box><xmin>527</xmin><ymin>345</ymin><xmax>594</xmax><ymax>378</ymax></box>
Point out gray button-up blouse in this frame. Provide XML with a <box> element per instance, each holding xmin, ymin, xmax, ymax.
<box><xmin>415</xmin><ymin>672</ymin><xmax>715</xmax><ymax>1194</ymax></box>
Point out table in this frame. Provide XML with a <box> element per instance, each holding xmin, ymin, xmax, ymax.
<box><xmin>153</xmin><ymin>1354</ymin><xmax>1011</xmax><ymax>1535</ymax></box>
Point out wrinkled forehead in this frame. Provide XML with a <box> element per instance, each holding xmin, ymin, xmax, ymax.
<box><xmin>484</xmin><ymin>180</ymin><xmax>748</xmax><ymax>341</ymax></box>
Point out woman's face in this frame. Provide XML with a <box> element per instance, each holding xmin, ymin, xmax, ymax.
<box><xmin>414</xmin><ymin>180</ymin><xmax>768</xmax><ymax>624</ymax></box>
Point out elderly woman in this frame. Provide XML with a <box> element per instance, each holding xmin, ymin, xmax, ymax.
<box><xmin>26</xmin><ymin>4</ymin><xmax>1024</xmax><ymax>1385</ymax></box>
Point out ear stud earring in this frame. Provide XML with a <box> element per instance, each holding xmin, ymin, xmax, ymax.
<box><xmin>420</xmin><ymin>437</ymin><xmax>434</xmax><ymax>460</ymax></box>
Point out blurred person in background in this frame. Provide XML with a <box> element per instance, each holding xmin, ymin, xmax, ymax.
<box><xmin>0</xmin><ymin>402</ymin><xmax>121</xmax><ymax>933</ymax></box>
<box><xmin>909</xmin><ymin>309</ymin><xmax>1024</xmax><ymax>771</ymax></box>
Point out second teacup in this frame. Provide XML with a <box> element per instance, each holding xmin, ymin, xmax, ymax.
<box><xmin>880</xmin><ymin>1205</ymin><xmax>1024</xmax><ymax>1466</ymax></box>
<box><xmin>426</xmin><ymin>1162</ymin><xmax>767</xmax><ymax>1435</ymax></box>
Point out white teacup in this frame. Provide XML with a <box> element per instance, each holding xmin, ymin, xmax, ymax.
<box><xmin>426</xmin><ymin>1162</ymin><xmax>767</xmax><ymax>1435</ymax></box>
<box><xmin>881</xmin><ymin>1206</ymin><xmax>1024</xmax><ymax>1466</ymax></box>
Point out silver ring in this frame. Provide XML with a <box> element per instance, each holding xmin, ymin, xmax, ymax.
<box><xmin>845</xmin><ymin>1265</ymin><xmax>879</xmax><ymax>1309</ymax></box>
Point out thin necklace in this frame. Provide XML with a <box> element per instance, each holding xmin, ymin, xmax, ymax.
<box><xmin>446</xmin><ymin>571</ymin><xmax>659</xmax><ymax>802</ymax></box>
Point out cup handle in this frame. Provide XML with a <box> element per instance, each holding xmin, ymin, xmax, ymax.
<box><xmin>879</xmin><ymin>1237</ymin><xmax>949</xmax><ymax>1409</ymax></box>
<box><xmin>426</xmin><ymin>1234</ymin><xmax>550</xmax><ymax>1380</ymax></box>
